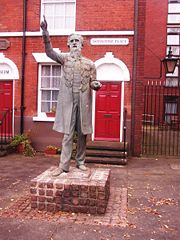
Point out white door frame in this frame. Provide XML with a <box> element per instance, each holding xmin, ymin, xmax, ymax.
<box><xmin>0</xmin><ymin>53</ymin><xmax>19</xmax><ymax>135</ymax></box>
<box><xmin>92</xmin><ymin>52</ymin><xmax>130</xmax><ymax>142</ymax></box>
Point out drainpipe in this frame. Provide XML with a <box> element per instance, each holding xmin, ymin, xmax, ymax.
<box><xmin>20</xmin><ymin>0</ymin><xmax>27</xmax><ymax>134</ymax></box>
<box><xmin>131</xmin><ymin>0</ymin><xmax>139</xmax><ymax>155</ymax></box>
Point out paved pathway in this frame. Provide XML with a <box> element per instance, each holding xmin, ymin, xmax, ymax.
<box><xmin>0</xmin><ymin>154</ymin><xmax>179</xmax><ymax>240</ymax></box>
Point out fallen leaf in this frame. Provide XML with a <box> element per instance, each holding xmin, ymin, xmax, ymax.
<box><xmin>162</xmin><ymin>224</ymin><xmax>175</xmax><ymax>231</ymax></box>
<box><xmin>164</xmin><ymin>224</ymin><xmax>169</xmax><ymax>229</ymax></box>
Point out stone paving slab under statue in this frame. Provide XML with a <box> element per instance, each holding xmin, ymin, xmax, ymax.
<box><xmin>30</xmin><ymin>167</ymin><xmax>111</xmax><ymax>215</ymax></box>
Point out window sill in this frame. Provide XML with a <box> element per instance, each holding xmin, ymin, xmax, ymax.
<box><xmin>33</xmin><ymin>115</ymin><xmax>55</xmax><ymax>122</ymax></box>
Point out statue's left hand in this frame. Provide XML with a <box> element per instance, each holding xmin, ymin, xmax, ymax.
<box><xmin>91</xmin><ymin>81</ymin><xmax>102</xmax><ymax>90</ymax></box>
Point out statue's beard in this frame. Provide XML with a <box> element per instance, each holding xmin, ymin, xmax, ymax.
<box><xmin>70</xmin><ymin>48</ymin><xmax>81</xmax><ymax>58</ymax></box>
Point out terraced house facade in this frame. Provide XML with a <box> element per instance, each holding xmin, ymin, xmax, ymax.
<box><xmin>0</xmin><ymin>0</ymin><xmax>179</xmax><ymax>156</ymax></box>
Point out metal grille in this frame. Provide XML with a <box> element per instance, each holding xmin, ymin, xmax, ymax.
<box><xmin>142</xmin><ymin>81</ymin><xmax>180</xmax><ymax>156</ymax></box>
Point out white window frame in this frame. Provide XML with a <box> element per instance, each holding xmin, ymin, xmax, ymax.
<box><xmin>169</xmin><ymin>3</ymin><xmax>180</xmax><ymax>13</ymax></box>
<box><xmin>167</xmin><ymin>1</ymin><xmax>180</xmax><ymax>87</ymax></box>
<box><xmin>41</xmin><ymin>0</ymin><xmax>76</xmax><ymax>34</ymax></box>
<box><xmin>40</xmin><ymin>63</ymin><xmax>61</xmax><ymax>111</ymax></box>
<box><xmin>33</xmin><ymin>63</ymin><xmax>61</xmax><ymax>121</ymax></box>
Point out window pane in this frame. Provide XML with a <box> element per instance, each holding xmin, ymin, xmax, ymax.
<box><xmin>167</xmin><ymin>35</ymin><xmax>180</xmax><ymax>45</ymax></box>
<box><xmin>52</xmin><ymin>102</ymin><xmax>57</xmax><ymax>111</ymax></box>
<box><xmin>52</xmin><ymin>66</ymin><xmax>61</xmax><ymax>76</ymax></box>
<box><xmin>165</xmin><ymin>103</ymin><xmax>177</xmax><ymax>114</ymax></box>
<box><xmin>167</xmin><ymin>27</ymin><xmax>180</xmax><ymax>34</ymax></box>
<box><xmin>169</xmin><ymin>4</ymin><xmax>180</xmax><ymax>13</ymax></box>
<box><xmin>52</xmin><ymin>66</ymin><xmax>61</xmax><ymax>88</ymax></box>
<box><xmin>65</xmin><ymin>17</ymin><xmax>74</xmax><ymax>29</ymax></box>
<box><xmin>42</xmin><ymin>65</ymin><xmax>50</xmax><ymax>76</ymax></box>
<box><xmin>66</xmin><ymin>3</ymin><xmax>75</xmax><ymax>16</ymax></box>
<box><xmin>44</xmin><ymin>4</ymin><xmax>53</xmax><ymax>15</ymax></box>
<box><xmin>52</xmin><ymin>78</ymin><xmax>60</xmax><ymax>88</ymax></box>
<box><xmin>55</xmin><ymin>17</ymin><xmax>65</xmax><ymax>29</ymax></box>
<box><xmin>41</xmin><ymin>77</ymin><xmax>50</xmax><ymax>88</ymax></box>
<box><xmin>166</xmin><ymin>46</ymin><xmax>180</xmax><ymax>56</ymax></box>
<box><xmin>41</xmin><ymin>102</ymin><xmax>50</xmax><ymax>112</ymax></box>
<box><xmin>42</xmin><ymin>90</ymin><xmax>51</xmax><ymax>100</ymax></box>
<box><xmin>47</xmin><ymin>16</ymin><xmax>54</xmax><ymax>29</ymax></box>
<box><xmin>54</xmin><ymin>3</ymin><xmax>64</xmax><ymax>16</ymax></box>
<box><xmin>44</xmin><ymin>4</ymin><xmax>54</xmax><ymax>28</ymax></box>
<box><xmin>52</xmin><ymin>90</ymin><xmax>59</xmax><ymax>100</ymax></box>
<box><xmin>168</xmin><ymin>14</ymin><xmax>180</xmax><ymax>24</ymax></box>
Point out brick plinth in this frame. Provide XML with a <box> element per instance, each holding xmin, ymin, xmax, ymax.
<box><xmin>30</xmin><ymin>167</ymin><xmax>110</xmax><ymax>214</ymax></box>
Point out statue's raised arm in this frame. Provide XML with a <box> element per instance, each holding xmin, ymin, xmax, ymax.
<box><xmin>41</xmin><ymin>15</ymin><xmax>64</xmax><ymax>64</ymax></box>
<box><xmin>40</xmin><ymin>15</ymin><xmax>48</xmax><ymax>32</ymax></box>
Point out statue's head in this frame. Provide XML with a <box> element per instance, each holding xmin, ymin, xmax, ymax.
<box><xmin>67</xmin><ymin>34</ymin><xmax>84</xmax><ymax>52</ymax></box>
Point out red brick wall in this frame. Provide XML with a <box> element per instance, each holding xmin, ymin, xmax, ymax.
<box><xmin>0</xmin><ymin>2</ymin><xmax>23</xmax><ymax>32</ymax></box>
<box><xmin>144</xmin><ymin>0</ymin><xmax>168</xmax><ymax>79</ymax></box>
<box><xmin>0</xmin><ymin>0</ymin><xmax>41</xmax><ymax>32</ymax></box>
<box><xmin>132</xmin><ymin>0</ymin><xmax>168</xmax><ymax>156</ymax></box>
<box><xmin>76</xmin><ymin>0</ymin><xmax>134</xmax><ymax>31</ymax></box>
<box><xmin>131</xmin><ymin>0</ymin><xmax>146</xmax><ymax>156</ymax></box>
<box><xmin>27</xmin><ymin>0</ymin><xmax>41</xmax><ymax>32</ymax></box>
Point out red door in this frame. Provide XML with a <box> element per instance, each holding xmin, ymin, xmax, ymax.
<box><xmin>95</xmin><ymin>82</ymin><xmax>121</xmax><ymax>141</ymax></box>
<box><xmin>0</xmin><ymin>81</ymin><xmax>13</xmax><ymax>135</ymax></box>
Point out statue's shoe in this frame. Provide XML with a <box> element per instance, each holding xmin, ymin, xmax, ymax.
<box><xmin>52</xmin><ymin>168</ymin><xmax>66</xmax><ymax>177</ymax></box>
<box><xmin>77</xmin><ymin>165</ymin><xmax>87</xmax><ymax>171</ymax></box>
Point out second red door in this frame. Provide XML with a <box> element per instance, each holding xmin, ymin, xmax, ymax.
<box><xmin>95</xmin><ymin>82</ymin><xmax>121</xmax><ymax>141</ymax></box>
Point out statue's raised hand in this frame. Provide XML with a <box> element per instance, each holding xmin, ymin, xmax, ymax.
<box><xmin>40</xmin><ymin>15</ymin><xmax>48</xmax><ymax>31</ymax></box>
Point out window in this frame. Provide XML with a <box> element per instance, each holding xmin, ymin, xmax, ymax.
<box><xmin>39</xmin><ymin>64</ymin><xmax>61</xmax><ymax>114</ymax></box>
<box><xmin>166</xmin><ymin>1</ymin><xmax>180</xmax><ymax>87</ymax></box>
<box><xmin>165</xmin><ymin>77</ymin><xmax>179</xmax><ymax>87</ymax></box>
<box><xmin>41</xmin><ymin>0</ymin><xmax>76</xmax><ymax>32</ymax></box>
<box><xmin>168</xmin><ymin>2</ymin><xmax>180</xmax><ymax>13</ymax></box>
<box><xmin>167</xmin><ymin>35</ymin><xmax>180</xmax><ymax>45</ymax></box>
<box><xmin>168</xmin><ymin>14</ymin><xmax>180</xmax><ymax>24</ymax></box>
<box><xmin>165</xmin><ymin>66</ymin><xmax>179</xmax><ymax>87</ymax></box>
<box><xmin>164</xmin><ymin>96</ymin><xmax>178</xmax><ymax>123</ymax></box>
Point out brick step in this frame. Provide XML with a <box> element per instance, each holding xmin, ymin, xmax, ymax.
<box><xmin>87</xmin><ymin>141</ymin><xmax>128</xmax><ymax>151</ymax></box>
<box><xmin>86</xmin><ymin>149</ymin><xmax>127</xmax><ymax>158</ymax></box>
<box><xmin>86</xmin><ymin>141</ymin><xmax>128</xmax><ymax>165</ymax></box>
<box><xmin>85</xmin><ymin>156</ymin><xmax>127</xmax><ymax>165</ymax></box>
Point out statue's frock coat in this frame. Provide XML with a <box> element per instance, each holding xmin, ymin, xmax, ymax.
<box><xmin>43</xmin><ymin>32</ymin><xmax>98</xmax><ymax>135</ymax></box>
